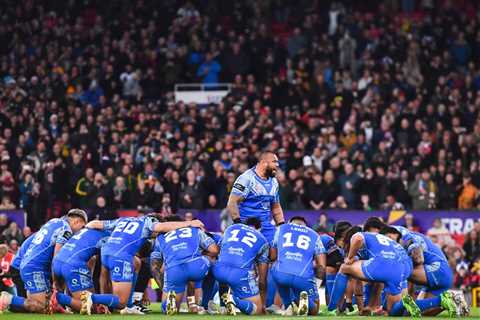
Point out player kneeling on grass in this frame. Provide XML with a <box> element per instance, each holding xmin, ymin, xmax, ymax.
<box><xmin>0</xmin><ymin>209</ymin><xmax>87</xmax><ymax>314</ymax></box>
<box><xmin>328</xmin><ymin>226</ymin><xmax>416</xmax><ymax>316</ymax></box>
<box><xmin>150</xmin><ymin>216</ymin><xmax>219</xmax><ymax>315</ymax></box>
<box><xmin>51</xmin><ymin>225</ymin><xmax>114</xmax><ymax>314</ymax></box>
<box><xmin>384</xmin><ymin>226</ymin><xmax>466</xmax><ymax>317</ymax></box>
<box><xmin>212</xmin><ymin>217</ymin><xmax>269</xmax><ymax>315</ymax></box>
<box><xmin>82</xmin><ymin>216</ymin><xmax>204</xmax><ymax>315</ymax></box>
<box><xmin>270</xmin><ymin>216</ymin><xmax>326</xmax><ymax>316</ymax></box>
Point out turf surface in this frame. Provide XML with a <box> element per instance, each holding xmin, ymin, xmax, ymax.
<box><xmin>0</xmin><ymin>304</ymin><xmax>478</xmax><ymax>319</ymax></box>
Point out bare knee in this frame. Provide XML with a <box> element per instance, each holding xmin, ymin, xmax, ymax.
<box><xmin>24</xmin><ymin>297</ymin><xmax>47</xmax><ymax>313</ymax></box>
<box><xmin>133</xmin><ymin>256</ymin><xmax>141</xmax><ymax>272</ymax></box>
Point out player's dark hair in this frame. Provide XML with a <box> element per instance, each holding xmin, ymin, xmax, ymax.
<box><xmin>245</xmin><ymin>217</ymin><xmax>261</xmax><ymax>230</ymax></box>
<box><xmin>363</xmin><ymin>217</ymin><xmax>386</xmax><ymax>232</ymax></box>
<box><xmin>259</xmin><ymin>151</ymin><xmax>276</xmax><ymax>161</ymax></box>
<box><xmin>334</xmin><ymin>221</ymin><xmax>352</xmax><ymax>240</ymax></box>
<box><xmin>343</xmin><ymin>225</ymin><xmax>363</xmax><ymax>251</ymax></box>
<box><xmin>379</xmin><ymin>226</ymin><xmax>402</xmax><ymax>242</ymax></box>
<box><xmin>165</xmin><ymin>215</ymin><xmax>184</xmax><ymax>222</ymax></box>
<box><xmin>289</xmin><ymin>216</ymin><xmax>308</xmax><ymax>226</ymax></box>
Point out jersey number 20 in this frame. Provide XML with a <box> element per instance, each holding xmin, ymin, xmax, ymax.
<box><xmin>114</xmin><ymin>221</ymin><xmax>140</xmax><ymax>235</ymax></box>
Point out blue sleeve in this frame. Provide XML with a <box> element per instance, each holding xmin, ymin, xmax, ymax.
<box><xmin>145</xmin><ymin>218</ymin><xmax>156</xmax><ymax>232</ymax></box>
<box><xmin>272</xmin><ymin>228</ymin><xmax>280</xmax><ymax>248</ymax></box>
<box><xmin>231</xmin><ymin>173</ymin><xmax>251</xmax><ymax>198</ymax></box>
<box><xmin>256</xmin><ymin>242</ymin><xmax>270</xmax><ymax>264</ymax></box>
<box><xmin>211</xmin><ymin>61</ymin><xmax>221</xmax><ymax>73</ymax></box>
<box><xmin>102</xmin><ymin>219</ymin><xmax>118</xmax><ymax>231</ymax></box>
<box><xmin>272</xmin><ymin>179</ymin><xmax>280</xmax><ymax>204</ymax></box>
<box><xmin>198</xmin><ymin>230</ymin><xmax>215</xmax><ymax>250</ymax></box>
<box><xmin>55</xmin><ymin>223</ymin><xmax>73</xmax><ymax>245</ymax></box>
<box><xmin>314</xmin><ymin>234</ymin><xmax>326</xmax><ymax>255</ymax></box>
<box><xmin>196</xmin><ymin>63</ymin><xmax>206</xmax><ymax>77</ymax></box>
<box><xmin>97</xmin><ymin>236</ymin><xmax>110</xmax><ymax>248</ymax></box>
<box><xmin>407</xmin><ymin>242</ymin><xmax>421</xmax><ymax>255</ymax></box>
<box><xmin>150</xmin><ymin>239</ymin><xmax>163</xmax><ymax>261</ymax></box>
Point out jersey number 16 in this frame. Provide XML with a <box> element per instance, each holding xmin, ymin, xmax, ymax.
<box><xmin>282</xmin><ymin>232</ymin><xmax>311</xmax><ymax>250</ymax></box>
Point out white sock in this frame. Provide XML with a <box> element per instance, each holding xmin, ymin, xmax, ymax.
<box><xmin>133</xmin><ymin>292</ymin><xmax>143</xmax><ymax>302</ymax></box>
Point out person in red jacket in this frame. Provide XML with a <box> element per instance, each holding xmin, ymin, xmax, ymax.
<box><xmin>0</xmin><ymin>244</ymin><xmax>15</xmax><ymax>294</ymax></box>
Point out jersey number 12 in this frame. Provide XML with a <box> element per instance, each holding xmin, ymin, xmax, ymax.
<box><xmin>227</xmin><ymin>229</ymin><xmax>257</xmax><ymax>248</ymax></box>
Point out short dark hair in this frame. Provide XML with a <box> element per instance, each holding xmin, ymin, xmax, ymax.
<box><xmin>344</xmin><ymin>225</ymin><xmax>363</xmax><ymax>249</ymax></box>
<box><xmin>165</xmin><ymin>215</ymin><xmax>184</xmax><ymax>222</ymax></box>
<box><xmin>67</xmin><ymin>208</ymin><xmax>88</xmax><ymax>223</ymax></box>
<box><xmin>289</xmin><ymin>216</ymin><xmax>308</xmax><ymax>226</ymax></box>
<box><xmin>363</xmin><ymin>217</ymin><xmax>386</xmax><ymax>232</ymax></box>
<box><xmin>246</xmin><ymin>217</ymin><xmax>261</xmax><ymax>230</ymax></box>
<box><xmin>334</xmin><ymin>221</ymin><xmax>352</xmax><ymax>240</ymax></box>
<box><xmin>259</xmin><ymin>151</ymin><xmax>276</xmax><ymax>161</ymax></box>
<box><xmin>379</xmin><ymin>226</ymin><xmax>402</xmax><ymax>242</ymax></box>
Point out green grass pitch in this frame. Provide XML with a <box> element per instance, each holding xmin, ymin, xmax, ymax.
<box><xmin>0</xmin><ymin>305</ymin><xmax>479</xmax><ymax>319</ymax></box>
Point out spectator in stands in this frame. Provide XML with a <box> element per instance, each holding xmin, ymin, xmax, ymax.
<box><xmin>438</xmin><ymin>173</ymin><xmax>460</xmax><ymax>210</ymax></box>
<box><xmin>463</xmin><ymin>230</ymin><xmax>480</xmax><ymax>263</ymax></box>
<box><xmin>0</xmin><ymin>244</ymin><xmax>15</xmax><ymax>295</ymax></box>
<box><xmin>0</xmin><ymin>196</ymin><xmax>15</xmax><ymax>210</ymax></box>
<box><xmin>184</xmin><ymin>212</ymin><xmax>194</xmax><ymax>221</ymax></box>
<box><xmin>458</xmin><ymin>174</ymin><xmax>479</xmax><ymax>209</ymax></box>
<box><xmin>427</xmin><ymin>218</ymin><xmax>454</xmax><ymax>247</ymax></box>
<box><xmin>409</xmin><ymin>170</ymin><xmax>438</xmax><ymax>210</ymax></box>
<box><xmin>197</xmin><ymin>53</ymin><xmax>221</xmax><ymax>84</ymax></box>
<box><xmin>403</xmin><ymin>213</ymin><xmax>421</xmax><ymax>233</ymax></box>
<box><xmin>0</xmin><ymin>215</ymin><xmax>9</xmax><ymax>234</ymax></box>
<box><xmin>2</xmin><ymin>222</ymin><xmax>23</xmax><ymax>244</ymax></box>
<box><xmin>338</xmin><ymin>163</ymin><xmax>360</xmax><ymax>207</ymax></box>
<box><xmin>75</xmin><ymin>168</ymin><xmax>95</xmax><ymax>208</ymax></box>
<box><xmin>306</xmin><ymin>172</ymin><xmax>324</xmax><ymax>210</ymax></box>
<box><xmin>313</xmin><ymin>213</ymin><xmax>334</xmax><ymax>233</ymax></box>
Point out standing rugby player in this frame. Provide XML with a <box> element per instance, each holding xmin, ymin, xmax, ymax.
<box><xmin>227</xmin><ymin>151</ymin><xmax>285</xmax><ymax>244</ymax></box>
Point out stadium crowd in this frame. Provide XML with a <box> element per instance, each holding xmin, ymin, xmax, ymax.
<box><xmin>0</xmin><ymin>0</ymin><xmax>480</xmax><ymax>295</ymax></box>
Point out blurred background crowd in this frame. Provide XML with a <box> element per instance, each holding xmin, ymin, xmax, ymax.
<box><xmin>0</xmin><ymin>0</ymin><xmax>480</xmax><ymax>293</ymax></box>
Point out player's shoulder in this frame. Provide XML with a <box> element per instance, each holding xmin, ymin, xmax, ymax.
<box><xmin>320</xmin><ymin>233</ymin><xmax>334</xmax><ymax>241</ymax></box>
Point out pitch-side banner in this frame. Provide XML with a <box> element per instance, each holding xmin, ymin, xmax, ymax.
<box><xmin>0</xmin><ymin>210</ymin><xmax>26</xmax><ymax>228</ymax></box>
<box><xmin>176</xmin><ymin>209</ymin><xmax>480</xmax><ymax>234</ymax></box>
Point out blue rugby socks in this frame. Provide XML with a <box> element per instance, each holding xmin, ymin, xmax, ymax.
<box><xmin>328</xmin><ymin>273</ymin><xmax>349</xmax><ymax>311</ymax></box>
<box><xmin>233</xmin><ymin>296</ymin><xmax>255</xmax><ymax>315</ymax></box>
<box><xmin>91</xmin><ymin>294</ymin><xmax>120</xmax><ymax>309</ymax></box>
<box><xmin>325</xmin><ymin>273</ymin><xmax>336</xmax><ymax>301</ymax></box>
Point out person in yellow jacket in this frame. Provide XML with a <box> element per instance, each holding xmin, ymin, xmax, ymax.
<box><xmin>75</xmin><ymin>168</ymin><xmax>95</xmax><ymax>208</ymax></box>
<box><xmin>458</xmin><ymin>175</ymin><xmax>478</xmax><ymax>209</ymax></box>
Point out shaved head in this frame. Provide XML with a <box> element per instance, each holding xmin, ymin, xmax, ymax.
<box><xmin>257</xmin><ymin>151</ymin><xmax>279</xmax><ymax>178</ymax></box>
<box><xmin>259</xmin><ymin>151</ymin><xmax>276</xmax><ymax>162</ymax></box>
